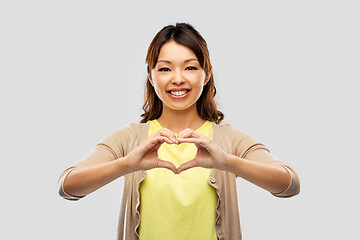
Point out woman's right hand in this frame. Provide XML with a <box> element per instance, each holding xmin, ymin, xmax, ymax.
<box><xmin>124</xmin><ymin>128</ymin><xmax>178</xmax><ymax>174</ymax></box>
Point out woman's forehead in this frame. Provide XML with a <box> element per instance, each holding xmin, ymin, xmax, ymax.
<box><xmin>157</xmin><ymin>41</ymin><xmax>198</xmax><ymax>64</ymax></box>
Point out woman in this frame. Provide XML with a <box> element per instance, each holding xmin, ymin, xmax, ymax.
<box><xmin>58</xmin><ymin>22</ymin><xmax>300</xmax><ymax>240</ymax></box>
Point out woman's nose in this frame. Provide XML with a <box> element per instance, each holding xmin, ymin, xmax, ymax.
<box><xmin>171</xmin><ymin>70</ymin><xmax>185</xmax><ymax>85</ymax></box>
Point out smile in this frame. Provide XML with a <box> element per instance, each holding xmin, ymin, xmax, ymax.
<box><xmin>171</xmin><ymin>90</ymin><xmax>187</xmax><ymax>96</ymax></box>
<box><xmin>167</xmin><ymin>90</ymin><xmax>191</xmax><ymax>99</ymax></box>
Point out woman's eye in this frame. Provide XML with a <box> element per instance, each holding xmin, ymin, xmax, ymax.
<box><xmin>186</xmin><ymin>66</ymin><xmax>197</xmax><ymax>70</ymax></box>
<box><xmin>158</xmin><ymin>67</ymin><xmax>170</xmax><ymax>72</ymax></box>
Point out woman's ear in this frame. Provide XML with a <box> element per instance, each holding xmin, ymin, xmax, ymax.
<box><xmin>204</xmin><ymin>74</ymin><xmax>211</xmax><ymax>86</ymax></box>
<box><xmin>147</xmin><ymin>66</ymin><xmax>154</xmax><ymax>86</ymax></box>
<box><xmin>148</xmin><ymin>74</ymin><xmax>153</xmax><ymax>86</ymax></box>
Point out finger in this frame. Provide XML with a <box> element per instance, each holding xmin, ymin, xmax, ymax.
<box><xmin>156</xmin><ymin>160</ymin><xmax>178</xmax><ymax>174</ymax></box>
<box><xmin>156</xmin><ymin>128</ymin><xmax>177</xmax><ymax>142</ymax></box>
<box><xmin>176</xmin><ymin>137</ymin><xmax>202</xmax><ymax>144</ymax></box>
<box><xmin>177</xmin><ymin>128</ymin><xmax>194</xmax><ymax>138</ymax></box>
<box><xmin>157</xmin><ymin>136</ymin><xmax>174</xmax><ymax>145</ymax></box>
<box><xmin>145</xmin><ymin>136</ymin><xmax>173</xmax><ymax>150</ymax></box>
<box><xmin>177</xmin><ymin>160</ymin><xmax>199</xmax><ymax>174</ymax></box>
<box><xmin>177</xmin><ymin>137</ymin><xmax>210</xmax><ymax>149</ymax></box>
<box><xmin>178</xmin><ymin>129</ymin><xmax>204</xmax><ymax>139</ymax></box>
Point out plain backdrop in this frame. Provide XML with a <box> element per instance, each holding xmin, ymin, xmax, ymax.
<box><xmin>1</xmin><ymin>0</ymin><xmax>359</xmax><ymax>239</ymax></box>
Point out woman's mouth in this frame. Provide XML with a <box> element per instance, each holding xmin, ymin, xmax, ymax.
<box><xmin>167</xmin><ymin>90</ymin><xmax>191</xmax><ymax>99</ymax></box>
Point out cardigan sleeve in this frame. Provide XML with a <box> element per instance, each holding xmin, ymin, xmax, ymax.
<box><xmin>229</xmin><ymin>125</ymin><xmax>300</xmax><ymax>198</ymax></box>
<box><xmin>58</xmin><ymin>124</ymin><xmax>135</xmax><ymax>201</ymax></box>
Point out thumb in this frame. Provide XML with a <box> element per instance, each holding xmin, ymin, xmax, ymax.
<box><xmin>157</xmin><ymin>159</ymin><xmax>178</xmax><ymax>174</ymax></box>
<box><xmin>177</xmin><ymin>160</ymin><xmax>198</xmax><ymax>174</ymax></box>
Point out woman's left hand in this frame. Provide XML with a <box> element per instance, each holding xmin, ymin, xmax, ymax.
<box><xmin>176</xmin><ymin>128</ymin><xmax>231</xmax><ymax>174</ymax></box>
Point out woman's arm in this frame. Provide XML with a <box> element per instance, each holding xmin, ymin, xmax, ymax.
<box><xmin>59</xmin><ymin>127</ymin><xmax>178</xmax><ymax>199</ymax></box>
<box><xmin>62</xmin><ymin>156</ymin><xmax>132</xmax><ymax>198</ymax></box>
<box><xmin>176</xmin><ymin>127</ymin><xmax>300</xmax><ymax>197</ymax></box>
<box><xmin>225</xmin><ymin>153</ymin><xmax>291</xmax><ymax>195</ymax></box>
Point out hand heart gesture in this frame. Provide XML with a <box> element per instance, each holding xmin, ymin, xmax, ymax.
<box><xmin>125</xmin><ymin>127</ymin><xmax>230</xmax><ymax>174</ymax></box>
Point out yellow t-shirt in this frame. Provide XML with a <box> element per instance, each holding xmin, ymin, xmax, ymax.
<box><xmin>138</xmin><ymin>119</ymin><xmax>218</xmax><ymax>240</ymax></box>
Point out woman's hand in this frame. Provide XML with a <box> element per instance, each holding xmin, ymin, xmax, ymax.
<box><xmin>176</xmin><ymin>128</ymin><xmax>230</xmax><ymax>174</ymax></box>
<box><xmin>125</xmin><ymin>128</ymin><xmax>178</xmax><ymax>174</ymax></box>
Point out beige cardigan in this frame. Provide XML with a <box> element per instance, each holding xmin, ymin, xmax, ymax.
<box><xmin>59</xmin><ymin>122</ymin><xmax>300</xmax><ymax>240</ymax></box>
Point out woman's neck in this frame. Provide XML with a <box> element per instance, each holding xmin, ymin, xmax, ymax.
<box><xmin>157</xmin><ymin>104</ymin><xmax>206</xmax><ymax>134</ymax></box>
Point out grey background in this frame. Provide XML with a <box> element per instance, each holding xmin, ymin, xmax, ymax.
<box><xmin>1</xmin><ymin>0</ymin><xmax>359</xmax><ymax>239</ymax></box>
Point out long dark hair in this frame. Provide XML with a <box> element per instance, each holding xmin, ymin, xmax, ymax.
<box><xmin>140</xmin><ymin>23</ymin><xmax>224</xmax><ymax>124</ymax></box>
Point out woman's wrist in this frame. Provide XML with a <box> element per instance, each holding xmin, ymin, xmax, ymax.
<box><xmin>222</xmin><ymin>153</ymin><xmax>237</xmax><ymax>173</ymax></box>
<box><xmin>116</xmin><ymin>155</ymin><xmax>136</xmax><ymax>175</ymax></box>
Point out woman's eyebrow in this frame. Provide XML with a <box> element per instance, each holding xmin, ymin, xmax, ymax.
<box><xmin>184</xmin><ymin>58</ymin><xmax>198</xmax><ymax>63</ymax></box>
<box><xmin>157</xmin><ymin>60</ymin><xmax>171</xmax><ymax>64</ymax></box>
<box><xmin>157</xmin><ymin>58</ymin><xmax>199</xmax><ymax>64</ymax></box>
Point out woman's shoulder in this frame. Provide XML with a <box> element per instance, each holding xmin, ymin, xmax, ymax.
<box><xmin>99</xmin><ymin>122</ymin><xmax>149</xmax><ymax>142</ymax></box>
<box><xmin>108</xmin><ymin>122</ymin><xmax>149</xmax><ymax>137</ymax></box>
<box><xmin>125</xmin><ymin>121</ymin><xmax>149</xmax><ymax>131</ymax></box>
<box><xmin>213</xmin><ymin>121</ymin><xmax>251</xmax><ymax>139</ymax></box>
<box><xmin>213</xmin><ymin>121</ymin><xmax>238</xmax><ymax>132</ymax></box>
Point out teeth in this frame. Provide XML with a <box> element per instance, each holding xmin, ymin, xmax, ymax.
<box><xmin>170</xmin><ymin>90</ymin><xmax>187</xmax><ymax>96</ymax></box>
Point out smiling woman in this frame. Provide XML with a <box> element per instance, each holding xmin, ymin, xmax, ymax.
<box><xmin>142</xmin><ymin>23</ymin><xmax>223</xmax><ymax>131</ymax></box>
<box><xmin>58</xmin><ymin>22</ymin><xmax>300</xmax><ymax>240</ymax></box>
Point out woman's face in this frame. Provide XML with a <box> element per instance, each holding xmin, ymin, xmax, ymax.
<box><xmin>149</xmin><ymin>40</ymin><xmax>208</xmax><ymax>112</ymax></box>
